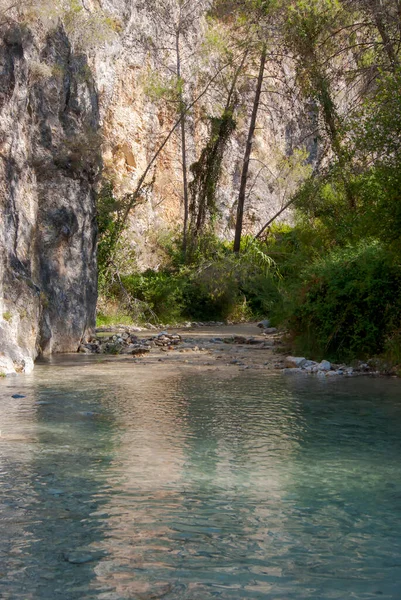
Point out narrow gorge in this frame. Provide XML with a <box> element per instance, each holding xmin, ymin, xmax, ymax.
<box><xmin>0</xmin><ymin>0</ymin><xmax>313</xmax><ymax>374</ymax></box>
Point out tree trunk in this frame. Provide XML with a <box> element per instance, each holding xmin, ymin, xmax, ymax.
<box><xmin>176</xmin><ymin>31</ymin><xmax>190</xmax><ymax>255</ymax></box>
<box><xmin>233</xmin><ymin>45</ymin><xmax>267</xmax><ymax>253</ymax></box>
<box><xmin>190</xmin><ymin>49</ymin><xmax>248</xmax><ymax>238</ymax></box>
<box><xmin>368</xmin><ymin>0</ymin><xmax>399</xmax><ymax>70</ymax></box>
<box><xmin>255</xmin><ymin>197</ymin><xmax>296</xmax><ymax>239</ymax></box>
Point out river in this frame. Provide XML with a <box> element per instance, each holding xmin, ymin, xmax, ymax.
<box><xmin>0</xmin><ymin>355</ymin><xmax>400</xmax><ymax>599</ymax></box>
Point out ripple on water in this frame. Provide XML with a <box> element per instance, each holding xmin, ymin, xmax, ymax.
<box><xmin>0</xmin><ymin>358</ymin><xmax>401</xmax><ymax>599</ymax></box>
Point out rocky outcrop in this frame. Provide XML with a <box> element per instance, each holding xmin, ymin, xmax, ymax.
<box><xmin>0</xmin><ymin>23</ymin><xmax>100</xmax><ymax>374</ymax></box>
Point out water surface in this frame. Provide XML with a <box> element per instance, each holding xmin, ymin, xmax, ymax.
<box><xmin>0</xmin><ymin>357</ymin><xmax>401</xmax><ymax>599</ymax></box>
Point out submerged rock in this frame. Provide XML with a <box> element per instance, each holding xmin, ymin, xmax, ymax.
<box><xmin>63</xmin><ymin>553</ymin><xmax>97</xmax><ymax>565</ymax></box>
<box><xmin>48</xmin><ymin>488</ymin><xmax>64</xmax><ymax>496</ymax></box>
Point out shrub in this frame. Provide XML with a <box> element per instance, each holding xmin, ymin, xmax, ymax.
<box><xmin>120</xmin><ymin>270</ymin><xmax>187</xmax><ymax>324</ymax></box>
<box><xmin>286</xmin><ymin>242</ymin><xmax>401</xmax><ymax>361</ymax></box>
<box><xmin>97</xmin><ymin>232</ymin><xmax>282</xmax><ymax>325</ymax></box>
<box><xmin>29</xmin><ymin>60</ymin><xmax>53</xmax><ymax>82</ymax></box>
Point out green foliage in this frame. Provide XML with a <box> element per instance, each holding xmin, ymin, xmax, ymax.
<box><xmin>189</xmin><ymin>109</ymin><xmax>236</xmax><ymax>236</ymax></box>
<box><xmin>119</xmin><ymin>270</ymin><xmax>187</xmax><ymax>323</ymax></box>
<box><xmin>284</xmin><ymin>242</ymin><xmax>401</xmax><ymax>362</ymax></box>
<box><xmin>98</xmin><ymin>231</ymin><xmax>281</xmax><ymax>325</ymax></box>
<box><xmin>96</xmin><ymin>312</ymin><xmax>133</xmax><ymax>327</ymax></box>
<box><xmin>2</xmin><ymin>311</ymin><xmax>12</xmax><ymax>322</ymax></box>
<box><xmin>141</xmin><ymin>70</ymin><xmax>183</xmax><ymax>104</ymax></box>
<box><xmin>97</xmin><ymin>182</ymin><xmax>122</xmax><ymax>292</ymax></box>
<box><xmin>203</xmin><ymin>19</ymin><xmax>232</xmax><ymax>58</ymax></box>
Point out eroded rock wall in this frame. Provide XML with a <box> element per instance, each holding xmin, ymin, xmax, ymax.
<box><xmin>0</xmin><ymin>23</ymin><xmax>99</xmax><ymax>374</ymax></box>
<box><xmin>93</xmin><ymin>0</ymin><xmax>316</xmax><ymax>269</ymax></box>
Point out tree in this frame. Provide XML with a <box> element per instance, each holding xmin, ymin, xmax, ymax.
<box><xmin>230</xmin><ymin>0</ymin><xmax>282</xmax><ymax>252</ymax></box>
<box><xmin>139</xmin><ymin>0</ymin><xmax>210</xmax><ymax>253</ymax></box>
<box><xmin>188</xmin><ymin>14</ymin><xmax>250</xmax><ymax>242</ymax></box>
<box><xmin>357</xmin><ymin>0</ymin><xmax>400</xmax><ymax>71</ymax></box>
<box><xmin>234</xmin><ymin>43</ymin><xmax>267</xmax><ymax>251</ymax></box>
<box><xmin>282</xmin><ymin>0</ymin><xmax>360</xmax><ymax>211</ymax></box>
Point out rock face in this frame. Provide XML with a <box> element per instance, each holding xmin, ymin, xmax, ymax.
<box><xmin>0</xmin><ymin>24</ymin><xmax>99</xmax><ymax>373</ymax></box>
<box><xmin>93</xmin><ymin>1</ymin><xmax>317</xmax><ymax>270</ymax></box>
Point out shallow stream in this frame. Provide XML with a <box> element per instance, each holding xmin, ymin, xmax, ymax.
<box><xmin>1</xmin><ymin>357</ymin><xmax>401</xmax><ymax>599</ymax></box>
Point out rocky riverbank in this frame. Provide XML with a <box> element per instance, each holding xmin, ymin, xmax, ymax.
<box><xmin>0</xmin><ymin>322</ymin><xmax>385</xmax><ymax>378</ymax></box>
<box><xmin>75</xmin><ymin>322</ymin><xmax>382</xmax><ymax>378</ymax></box>
<box><xmin>77</xmin><ymin>323</ymin><xmax>284</xmax><ymax>372</ymax></box>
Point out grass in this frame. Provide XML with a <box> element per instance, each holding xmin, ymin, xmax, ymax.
<box><xmin>96</xmin><ymin>312</ymin><xmax>134</xmax><ymax>328</ymax></box>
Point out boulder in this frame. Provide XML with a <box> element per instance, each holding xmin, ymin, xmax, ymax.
<box><xmin>285</xmin><ymin>356</ymin><xmax>307</xmax><ymax>368</ymax></box>
<box><xmin>317</xmin><ymin>360</ymin><xmax>331</xmax><ymax>371</ymax></box>
<box><xmin>78</xmin><ymin>345</ymin><xmax>92</xmax><ymax>354</ymax></box>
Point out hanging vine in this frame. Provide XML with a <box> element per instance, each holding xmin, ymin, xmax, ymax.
<box><xmin>189</xmin><ymin>107</ymin><xmax>237</xmax><ymax>237</ymax></box>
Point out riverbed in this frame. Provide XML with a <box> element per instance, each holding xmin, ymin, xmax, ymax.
<box><xmin>0</xmin><ymin>350</ymin><xmax>401</xmax><ymax>599</ymax></box>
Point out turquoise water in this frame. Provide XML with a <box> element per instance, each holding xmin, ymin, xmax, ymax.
<box><xmin>1</xmin><ymin>357</ymin><xmax>401</xmax><ymax>599</ymax></box>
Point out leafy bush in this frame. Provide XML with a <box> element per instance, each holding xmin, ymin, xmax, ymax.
<box><xmin>97</xmin><ymin>230</ymin><xmax>282</xmax><ymax>325</ymax></box>
<box><xmin>120</xmin><ymin>270</ymin><xmax>187</xmax><ymax>323</ymax></box>
<box><xmin>285</xmin><ymin>242</ymin><xmax>401</xmax><ymax>361</ymax></box>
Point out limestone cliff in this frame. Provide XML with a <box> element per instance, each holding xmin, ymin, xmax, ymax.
<box><xmin>0</xmin><ymin>22</ymin><xmax>99</xmax><ymax>374</ymax></box>
<box><xmin>94</xmin><ymin>0</ymin><xmax>315</xmax><ymax>269</ymax></box>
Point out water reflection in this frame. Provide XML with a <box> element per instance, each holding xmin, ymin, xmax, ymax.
<box><xmin>0</xmin><ymin>359</ymin><xmax>401</xmax><ymax>598</ymax></box>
